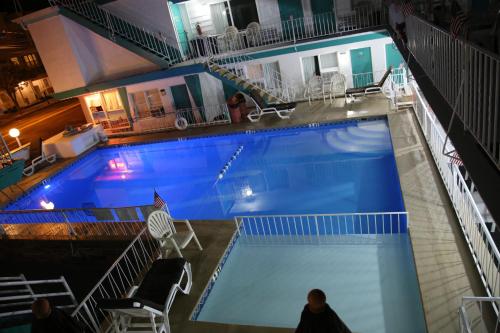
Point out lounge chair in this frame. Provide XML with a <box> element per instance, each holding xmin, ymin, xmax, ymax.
<box><xmin>346</xmin><ymin>66</ymin><xmax>393</xmax><ymax>100</ymax></box>
<box><xmin>23</xmin><ymin>138</ymin><xmax>56</xmax><ymax>176</ymax></box>
<box><xmin>247</xmin><ymin>92</ymin><xmax>296</xmax><ymax>123</ymax></box>
<box><xmin>147</xmin><ymin>210</ymin><xmax>203</xmax><ymax>258</ymax></box>
<box><xmin>97</xmin><ymin>258</ymin><xmax>192</xmax><ymax>333</ymax></box>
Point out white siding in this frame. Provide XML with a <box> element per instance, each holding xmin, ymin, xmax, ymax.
<box><xmin>255</xmin><ymin>0</ymin><xmax>281</xmax><ymax>26</ymax></box>
<box><xmin>27</xmin><ymin>15</ymin><xmax>88</xmax><ymax>92</ymax></box>
<box><xmin>61</xmin><ymin>16</ymin><xmax>159</xmax><ymax>85</ymax></box>
<box><xmin>199</xmin><ymin>72</ymin><xmax>225</xmax><ymax>106</ymax></box>
<box><xmin>102</xmin><ymin>0</ymin><xmax>177</xmax><ymax>42</ymax></box>
<box><xmin>184</xmin><ymin>0</ymin><xmax>229</xmax><ymax>37</ymax></box>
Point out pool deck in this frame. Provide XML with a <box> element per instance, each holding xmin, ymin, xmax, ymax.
<box><xmin>388</xmin><ymin>111</ymin><xmax>488</xmax><ymax>332</ymax></box>
<box><xmin>0</xmin><ymin>94</ymin><xmax>491</xmax><ymax>332</ymax></box>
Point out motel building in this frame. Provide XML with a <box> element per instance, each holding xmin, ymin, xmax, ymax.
<box><xmin>0</xmin><ymin>0</ymin><xmax>499</xmax><ymax>333</ymax></box>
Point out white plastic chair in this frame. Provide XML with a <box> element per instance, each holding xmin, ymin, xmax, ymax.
<box><xmin>304</xmin><ymin>75</ymin><xmax>323</xmax><ymax>105</ymax></box>
<box><xmin>246</xmin><ymin>22</ymin><xmax>261</xmax><ymax>46</ymax></box>
<box><xmin>147</xmin><ymin>210</ymin><xmax>202</xmax><ymax>258</ymax></box>
<box><xmin>329</xmin><ymin>73</ymin><xmax>347</xmax><ymax>104</ymax></box>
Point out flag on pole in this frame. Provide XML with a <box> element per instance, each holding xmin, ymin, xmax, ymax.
<box><xmin>401</xmin><ymin>0</ymin><xmax>415</xmax><ymax>17</ymax></box>
<box><xmin>450</xmin><ymin>11</ymin><xmax>468</xmax><ymax>38</ymax></box>
<box><xmin>153</xmin><ymin>189</ymin><xmax>168</xmax><ymax>211</ymax></box>
<box><xmin>449</xmin><ymin>151</ymin><xmax>464</xmax><ymax>166</ymax></box>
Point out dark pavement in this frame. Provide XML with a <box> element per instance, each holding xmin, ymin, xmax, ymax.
<box><xmin>0</xmin><ymin>99</ymin><xmax>87</xmax><ymax>157</ymax></box>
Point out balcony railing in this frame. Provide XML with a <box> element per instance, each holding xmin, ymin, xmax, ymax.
<box><xmin>411</xmin><ymin>80</ymin><xmax>500</xmax><ymax>308</ymax></box>
<box><xmin>406</xmin><ymin>15</ymin><xmax>500</xmax><ymax>170</ymax></box>
<box><xmin>181</xmin><ymin>6</ymin><xmax>386</xmax><ymax>62</ymax></box>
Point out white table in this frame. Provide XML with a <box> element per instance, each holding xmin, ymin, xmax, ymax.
<box><xmin>42</xmin><ymin>124</ymin><xmax>104</xmax><ymax>158</ymax></box>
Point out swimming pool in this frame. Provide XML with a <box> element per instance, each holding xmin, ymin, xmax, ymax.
<box><xmin>194</xmin><ymin>233</ymin><xmax>427</xmax><ymax>333</ymax></box>
<box><xmin>5</xmin><ymin>119</ymin><xmax>404</xmax><ymax>220</ymax></box>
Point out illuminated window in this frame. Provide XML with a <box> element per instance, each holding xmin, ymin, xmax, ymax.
<box><xmin>102</xmin><ymin>90</ymin><xmax>123</xmax><ymax>111</ymax></box>
<box><xmin>23</xmin><ymin>54</ymin><xmax>38</xmax><ymax>67</ymax></box>
<box><xmin>10</xmin><ymin>57</ymin><xmax>20</xmax><ymax>65</ymax></box>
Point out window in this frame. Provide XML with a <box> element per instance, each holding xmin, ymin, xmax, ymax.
<box><xmin>23</xmin><ymin>54</ymin><xmax>38</xmax><ymax>67</ymax></box>
<box><xmin>301</xmin><ymin>56</ymin><xmax>320</xmax><ymax>83</ymax></box>
<box><xmin>131</xmin><ymin>89</ymin><xmax>165</xmax><ymax>118</ymax></box>
<box><xmin>102</xmin><ymin>90</ymin><xmax>123</xmax><ymax>111</ymax></box>
<box><xmin>320</xmin><ymin>52</ymin><xmax>339</xmax><ymax>70</ymax></box>
<box><xmin>10</xmin><ymin>57</ymin><xmax>20</xmax><ymax>65</ymax></box>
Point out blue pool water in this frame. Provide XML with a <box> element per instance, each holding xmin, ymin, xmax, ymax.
<box><xmin>195</xmin><ymin>234</ymin><xmax>426</xmax><ymax>332</ymax></box>
<box><xmin>6</xmin><ymin>119</ymin><xmax>404</xmax><ymax>219</ymax></box>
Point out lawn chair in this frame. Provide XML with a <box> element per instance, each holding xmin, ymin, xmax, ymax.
<box><xmin>247</xmin><ymin>92</ymin><xmax>296</xmax><ymax>122</ymax></box>
<box><xmin>346</xmin><ymin>66</ymin><xmax>393</xmax><ymax>101</ymax></box>
<box><xmin>147</xmin><ymin>210</ymin><xmax>202</xmax><ymax>258</ymax></box>
<box><xmin>97</xmin><ymin>258</ymin><xmax>192</xmax><ymax>333</ymax></box>
<box><xmin>23</xmin><ymin>138</ymin><xmax>56</xmax><ymax>176</ymax></box>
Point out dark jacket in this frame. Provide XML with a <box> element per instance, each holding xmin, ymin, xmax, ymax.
<box><xmin>31</xmin><ymin>308</ymin><xmax>83</xmax><ymax>333</ymax></box>
<box><xmin>296</xmin><ymin>303</ymin><xmax>352</xmax><ymax>333</ymax></box>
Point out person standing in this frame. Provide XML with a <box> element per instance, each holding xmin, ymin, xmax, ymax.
<box><xmin>296</xmin><ymin>289</ymin><xmax>352</xmax><ymax>333</ymax></box>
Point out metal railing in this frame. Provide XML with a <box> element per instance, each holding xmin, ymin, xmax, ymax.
<box><xmin>411</xmin><ymin>80</ymin><xmax>500</xmax><ymax>307</ymax></box>
<box><xmin>188</xmin><ymin>5</ymin><xmax>386</xmax><ymax>59</ymax></box>
<box><xmin>49</xmin><ymin>0</ymin><xmax>183</xmax><ymax>66</ymax></box>
<box><xmin>126</xmin><ymin>104</ymin><xmax>230</xmax><ymax>135</ymax></box>
<box><xmin>0</xmin><ymin>205</ymin><xmax>155</xmax><ymax>239</ymax></box>
<box><xmin>406</xmin><ymin>15</ymin><xmax>500</xmax><ymax>169</ymax></box>
<box><xmin>0</xmin><ymin>274</ymin><xmax>77</xmax><ymax>318</ymax></box>
<box><xmin>71</xmin><ymin>227</ymin><xmax>161</xmax><ymax>332</ymax></box>
<box><xmin>211</xmin><ymin>53</ymin><xmax>293</xmax><ymax>103</ymax></box>
<box><xmin>234</xmin><ymin>212</ymin><xmax>409</xmax><ymax>244</ymax></box>
<box><xmin>459</xmin><ymin>296</ymin><xmax>500</xmax><ymax>333</ymax></box>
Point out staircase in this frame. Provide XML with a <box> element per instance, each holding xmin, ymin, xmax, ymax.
<box><xmin>325</xmin><ymin>120</ymin><xmax>392</xmax><ymax>153</ymax></box>
<box><xmin>48</xmin><ymin>0</ymin><xmax>182</xmax><ymax>68</ymax></box>
<box><xmin>206</xmin><ymin>54</ymin><xmax>293</xmax><ymax>107</ymax></box>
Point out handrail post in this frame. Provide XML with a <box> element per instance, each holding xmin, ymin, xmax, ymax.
<box><xmin>62</xmin><ymin>212</ymin><xmax>77</xmax><ymax>238</ymax></box>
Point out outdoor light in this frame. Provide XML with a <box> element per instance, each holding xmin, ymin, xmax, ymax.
<box><xmin>8</xmin><ymin>128</ymin><xmax>21</xmax><ymax>147</ymax></box>
<box><xmin>40</xmin><ymin>200</ymin><xmax>55</xmax><ymax>210</ymax></box>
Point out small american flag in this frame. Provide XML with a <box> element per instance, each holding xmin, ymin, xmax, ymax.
<box><xmin>153</xmin><ymin>190</ymin><xmax>167</xmax><ymax>209</ymax></box>
<box><xmin>401</xmin><ymin>0</ymin><xmax>415</xmax><ymax>17</ymax></box>
<box><xmin>449</xmin><ymin>151</ymin><xmax>464</xmax><ymax>166</ymax></box>
<box><xmin>450</xmin><ymin>11</ymin><xmax>469</xmax><ymax>38</ymax></box>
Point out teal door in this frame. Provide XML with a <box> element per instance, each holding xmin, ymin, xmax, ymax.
<box><xmin>350</xmin><ymin>47</ymin><xmax>373</xmax><ymax>88</ymax></box>
<box><xmin>169</xmin><ymin>2</ymin><xmax>189</xmax><ymax>56</ymax></box>
<box><xmin>385</xmin><ymin>43</ymin><xmax>404</xmax><ymax>84</ymax></box>
<box><xmin>278</xmin><ymin>0</ymin><xmax>304</xmax><ymax>39</ymax></box>
<box><xmin>311</xmin><ymin>0</ymin><xmax>334</xmax><ymax>34</ymax></box>
<box><xmin>171</xmin><ymin>84</ymin><xmax>193</xmax><ymax>123</ymax></box>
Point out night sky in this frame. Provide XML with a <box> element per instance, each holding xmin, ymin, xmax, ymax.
<box><xmin>0</xmin><ymin>0</ymin><xmax>50</xmax><ymax>14</ymax></box>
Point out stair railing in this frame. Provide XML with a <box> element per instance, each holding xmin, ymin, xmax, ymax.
<box><xmin>211</xmin><ymin>53</ymin><xmax>294</xmax><ymax>104</ymax></box>
<box><xmin>48</xmin><ymin>0</ymin><xmax>183</xmax><ymax>66</ymax></box>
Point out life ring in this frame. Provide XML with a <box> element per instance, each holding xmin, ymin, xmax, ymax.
<box><xmin>175</xmin><ymin>117</ymin><xmax>188</xmax><ymax>130</ymax></box>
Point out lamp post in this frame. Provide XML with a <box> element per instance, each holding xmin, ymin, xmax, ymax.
<box><xmin>8</xmin><ymin>128</ymin><xmax>21</xmax><ymax>147</ymax></box>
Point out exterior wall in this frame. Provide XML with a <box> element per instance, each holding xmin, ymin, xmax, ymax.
<box><xmin>61</xmin><ymin>16</ymin><xmax>159</xmax><ymax>85</ymax></box>
<box><xmin>183</xmin><ymin>0</ymin><xmax>230</xmax><ymax>36</ymax></box>
<box><xmin>27</xmin><ymin>14</ymin><xmax>88</xmax><ymax>93</ymax></box>
<box><xmin>102</xmin><ymin>0</ymin><xmax>177</xmax><ymax>42</ymax></box>
<box><xmin>243</xmin><ymin>32</ymin><xmax>392</xmax><ymax>91</ymax></box>
<box><xmin>23</xmin><ymin>10</ymin><xmax>159</xmax><ymax>93</ymax></box>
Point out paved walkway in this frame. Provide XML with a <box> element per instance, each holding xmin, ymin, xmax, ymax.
<box><xmin>388</xmin><ymin>110</ymin><xmax>487</xmax><ymax>333</ymax></box>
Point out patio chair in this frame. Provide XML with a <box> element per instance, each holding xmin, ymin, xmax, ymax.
<box><xmin>329</xmin><ymin>73</ymin><xmax>347</xmax><ymax>104</ymax></box>
<box><xmin>247</xmin><ymin>92</ymin><xmax>296</xmax><ymax>122</ymax></box>
<box><xmin>97</xmin><ymin>258</ymin><xmax>192</xmax><ymax>333</ymax></box>
<box><xmin>23</xmin><ymin>138</ymin><xmax>56</xmax><ymax>177</ymax></box>
<box><xmin>304</xmin><ymin>75</ymin><xmax>323</xmax><ymax>105</ymax></box>
<box><xmin>246</xmin><ymin>22</ymin><xmax>261</xmax><ymax>47</ymax></box>
<box><xmin>345</xmin><ymin>66</ymin><xmax>392</xmax><ymax>101</ymax></box>
<box><xmin>147</xmin><ymin>210</ymin><xmax>203</xmax><ymax>258</ymax></box>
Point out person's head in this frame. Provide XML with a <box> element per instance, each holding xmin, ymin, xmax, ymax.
<box><xmin>32</xmin><ymin>299</ymin><xmax>52</xmax><ymax>319</ymax></box>
<box><xmin>307</xmin><ymin>289</ymin><xmax>327</xmax><ymax>313</ymax></box>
